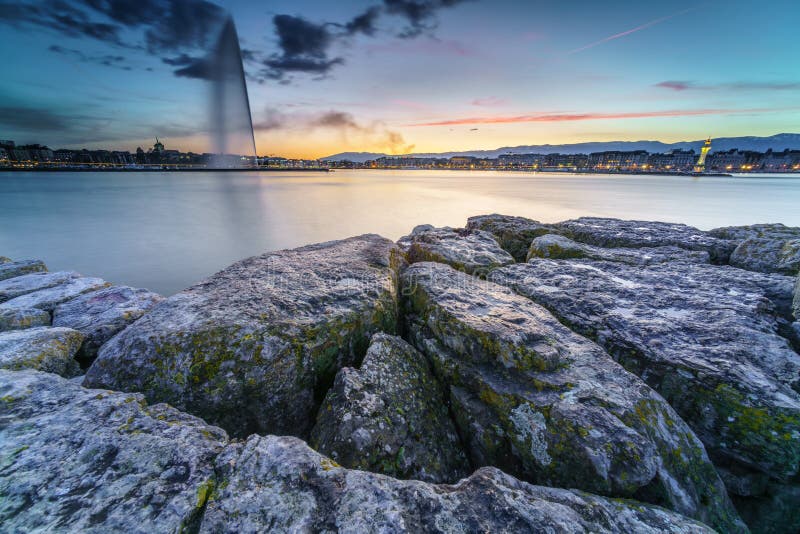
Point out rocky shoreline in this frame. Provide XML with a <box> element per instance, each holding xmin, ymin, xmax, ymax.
<box><xmin>2</xmin><ymin>215</ymin><xmax>800</xmax><ymax>533</ymax></box>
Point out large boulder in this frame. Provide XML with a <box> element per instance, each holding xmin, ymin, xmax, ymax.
<box><xmin>84</xmin><ymin>235</ymin><xmax>400</xmax><ymax>438</ymax></box>
<box><xmin>466</xmin><ymin>214</ymin><xmax>554</xmax><ymax>261</ymax></box>
<box><xmin>53</xmin><ymin>286</ymin><xmax>164</xmax><ymax>364</ymax></box>
<box><xmin>0</xmin><ymin>369</ymin><xmax>227</xmax><ymax>533</ymax></box>
<box><xmin>398</xmin><ymin>225</ymin><xmax>514</xmax><ymax>275</ymax></box>
<box><xmin>491</xmin><ymin>259</ymin><xmax>800</xmax><ymax>532</ymax></box>
<box><xmin>527</xmin><ymin>233</ymin><xmax>710</xmax><ymax>265</ymax></box>
<box><xmin>200</xmin><ymin>434</ymin><xmax>716</xmax><ymax>534</ymax></box>
<box><xmin>310</xmin><ymin>333</ymin><xmax>469</xmax><ymax>483</ymax></box>
<box><xmin>0</xmin><ymin>275</ymin><xmax>110</xmax><ymax>312</ymax></box>
<box><xmin>0</xmin><ymin>307</ymin><xmax>51</xmax><ymax>332</ymax></box>
<box><xmin>0</xmin><ymin>270</ymin><xmax>79</xmax><ymax>303</ymax></box>
<box><xmin>0</xmin><ymin>259</ymin><xmax>47</xmax><ymax>281</ymax></box>
<box><xmin>710</xmin><ymin>224</ymin><xmax>800</xmax><ymax>275</ymax></box>
<box><xmin>555</xmin><ymin>217</ymin><xmax>736</xmax><ymax>263</ymax></box>
<box><xmin>0</xmin><ymin>327</ymin><xmax>84</xmax><ymax>377</ymax></box>
<box><xmin>795</xmin><ymin>275</ymin><xmax>800</xmax><ymax>319</ymax></box>
<box><xmin>401</xmin><ymin>262</ymin><xmax>743</xmax><ymax>532</ymax></box>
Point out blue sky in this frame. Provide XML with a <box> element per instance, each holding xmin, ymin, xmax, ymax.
<box><xmin>1</xmin><ymin>0</ymin><xmax>798</xmax><ymax>157</ymax></box>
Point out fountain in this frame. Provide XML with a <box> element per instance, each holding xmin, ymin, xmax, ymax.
<box><xmin>208</xmin><ymin>16</ymin><xmax>258</xmax><ymax>168</ymax></box>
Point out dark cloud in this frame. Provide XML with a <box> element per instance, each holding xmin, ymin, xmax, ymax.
<box><xmin>49</xmin><ymin>44</ymin><xmax>131</xmax><ymax>69</ymax></box>
<box><xmin>311</xmin><ymin>111</ymin><xmax>361</xmax><ymax>129</ymax></box>
<box><xmin>0</xmin><ymin>105</ymin><xmax>69</xmax><ymax>131</ymax></box>
<box><xmin>261</xmin><ymin>1</ymin><xmax>469</xmax><ymax>80</ymax></box>
<box><xmin>258</xmin><ymin>15</ymin><xmax>344</xmax><ymax>81</ymax></box>
<box><xmin>172</xmin><ymin>57</ymin><xmax>212</xmax><ymax>79</ymax></box>
<box><xmin>0</xmin><ymin>0</ymin><xmax>225</xmax><ymax>78</ymax></box>
<box><xmin>252</xmin><ymin>107</ymin><xmax>287</xmax><ymax>131</ymax></box>
<box><xmin>345</xmin><ymin>6</ymin><xmax>381</xmax><ymax>36</ymax></box>
<box><xmin>383</xmin><ymin>0</ymin><xmax>469</xmax><ymax>38</ymax></box>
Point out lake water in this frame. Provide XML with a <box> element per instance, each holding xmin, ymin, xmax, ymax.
<box><xmin>2</xmin><ymin>170</ymin><xmax>799</xmax><ymax>295</ymax></box>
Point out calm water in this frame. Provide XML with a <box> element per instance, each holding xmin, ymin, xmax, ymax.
<box><xmin>1</xmin><ymin>170</ymin><xmax>798</xmax><ymax>295</ymax></box>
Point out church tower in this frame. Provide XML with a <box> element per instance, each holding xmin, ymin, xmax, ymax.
<box><xmin>694</xmin><ymin>138</ymin><xmax>711</xmax><ymax>172</ymax></box>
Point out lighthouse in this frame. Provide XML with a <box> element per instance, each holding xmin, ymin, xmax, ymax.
<box><xmin>694</xmin><ymin>138</ymin><xmax>711</xmax><ymax>172</ymax></box>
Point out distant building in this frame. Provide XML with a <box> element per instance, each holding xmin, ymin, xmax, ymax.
<box><xmin>449</xmin><ymin>156</ymin><xmax>477</xmax><ymax>168</ymax></box>
<box><xmin>0</xmin><ymin>147</ymin><xmax>7</xmax><ymax>161</ymax></box>
<box><xmin>589</xmin><ymin>151</ymin><xmax>648</xmax><ymax>170</ymax></box>
<box><xmin>0</xmin><ymin>140</ymin><xmax>14</xmax><ymax>148</ymax></box>
<box><xmin>763</xmin><ymin>149</ymin><xmax>800</xmax><ymax>172</ymax></box>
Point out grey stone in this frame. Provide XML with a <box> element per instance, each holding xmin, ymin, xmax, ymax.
<box><xmin>84</xmin><ymin>235</ymin><xmax>400</xmax><ymax>438</ymax></box>
<box><xmin>200</xmin><ymin>434</ymin><xmax>716</xmax><ymax>534</ymax></box>
<box><xmin>527</xmin><ymin>233</ymin><xmax>710</xmax><ymax>265</ymax></box>
<box><xmin>310</xmin><ymin>333</ymin><xmax>469</xmax><ymax>483</ymax></box>
<box><xmin>0</xmin><ymin>327</ymin><xmax>84</xmax><ymax>377</ymax></box>
<box><xmin>555</xmin><ymin>217</ymin><xmax>736</xmax><ymax>263</ymax></box>
<box><xmin>466</xmin><ymin>214</ymin><xmax>555</xmax><ymax>261</ymax></box>
<box><xmin>1</xmin><ymin>276</ymin><xmax>110</xmax><ymax>312</ymax></box>
<box><xmin>0</xmin><ymin>259</ymin><xmax>47</xmax><ymax>281</ymax></box>
<box><xmin>490</xmin><ymin>261</ymin><xmax>800</xmax><ymax>487</ymax></box>
<box><xmin>795</xmin><ymin>275</ymin><xmax>800</xmax><ymax>319</ymax></box>
<box><xmin>53</xmin><ymin>286</ymin><xmax>164</xmax><ymax>363</ymax></box>
<box><xmin>0</xmin><ymin>307</ymin><xmax>51</xmax><ymax>332</ymax></box>
<box><xmin>401</xmin><ymin>262</ymin><xmax>743</xmax><ymax>532</ymax></box>
<box><xmin>0</xmin><ymin>369</ymin><xmax>227</xmax><ymax>533</ymax></box>
<box><xmin>709</xmin><ymin>223</ymin><xmax>800</xmax><ymax>242</ymax></box>
<box><xmin>730</xmin><ymin>237</ymin><xmax>800</xmax><ymax>275</ymax></box>
<box><xmin>0</xmin><ymin>270</ymin><xmax>79</xmax><ymax>303</ymax></box>
<box><xmin>398</xmin><ymin>225</ymin><xmax>514</xmax><ymax>275</ymax></box>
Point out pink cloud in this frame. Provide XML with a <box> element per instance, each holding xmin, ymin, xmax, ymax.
<box><xmin>471</xmin><ymin>96</ymin><xmax>508</xmax><ymax>107</ymax></box>
<box><xmin>655</xmin><ymin>81</ymin><xmax>693</xmax><ymax>91</ymax></box>
<box><xmin>410</xmin><ymin>107</ymin><xmax>787</xmax><ymax>127</ymax></box>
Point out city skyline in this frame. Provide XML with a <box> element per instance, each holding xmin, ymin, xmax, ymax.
<box><xmin>1</xmin><ymin>0</ymin><xmax>799</xmax><ymax>158</ymax></box>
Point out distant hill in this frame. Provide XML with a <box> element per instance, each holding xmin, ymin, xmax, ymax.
<box><xmin>322</xmin><ymin>133</ymin><xmax>800</xmax><ymax>163</ymax></box>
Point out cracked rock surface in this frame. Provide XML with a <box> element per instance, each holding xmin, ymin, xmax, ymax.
<box><xmin>310</xmin><ymin>333</ymin><xmax>469</xmax><ymax>483</ymax></box>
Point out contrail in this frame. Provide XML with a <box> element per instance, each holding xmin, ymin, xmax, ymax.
<box><xmin>566</xmin><ymin>6</ymin><xmax>699</xmax><ymax>55</ymax></box>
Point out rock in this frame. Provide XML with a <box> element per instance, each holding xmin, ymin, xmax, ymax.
<box><xmin>730</xmin><ymin>237</ymin><xmax>800</xmax><ymax>275</ymax></box>
<box><xmin>527</xmin><ymin>233</ymin><xmax>710</xmax><ymax>265</ymax></box>
<box><xmin>555</xmin><ymin>217</ymin><xmax>736</xmax><ymax>263</ymax></box>
<box><xmin>795</xmin><ymin>276</ymin><xmax>800</xmax><ymax>319</ymax></box>
<box><xmin>490</xmin><ymin>260</ymin><xmax>800</xmax><ymax>483</ymax></box>
<box><xmin>310</xmin><ymin>333</ymin><xmax>469</xmax><ymax>483</ymax></box>
<box><xmin>466</xmin><ymin>214</ymin><xmax>554</xmax><ymax>261</ymax></box>
<box><xmin>0</xmin><ymin>259</ymin><xmax>47</xmax><ymax>281</ymax></box>
<box><xmin>53</xmin><ymin>286</ymin><xmax>164</xmax><ymax>364</ymax></box>
<box><xmin>709</xmin><ymin>223</ymin><xmax>800</xmax><ymax>242</ymax></box>
<box><xmin>200</xmin><ymin>434</ymin><xmax>716</xmax><ymax>534</ymax></box>
<box><xmin>0</xmin><ymin>369</ymin><xmax>227</xmax><ymax>533</ymax></box>
<box><xmin>731</xmin><ymin>480</ymin><xmax>800</xmax><ymax>534</ymax></box>
<box><xmin>401</xmin><ymin>262</ymin><xmax>743</xmax><ymax>531</ymax></box>
<box><xmin>1</xmin><ymin>276</ymin><xmax>110</xmax><ymax>312</ymax></box>
<box><xmin>84</xmin><ymin>235</ymin><xmax>400</xmax><ymax>438</ymax></box>
<box><xmin>0</xmin><ymin>270</ymin><xmax>79</xmax><ymax>303</ymax></box>
<box><xmin>398</xmin><ymin>225</ymin><xmax>514</xmax><ymax>275</ymax></box>
<box><xmin>0</xmin><ymin>307</ymin><xmax>51</xmax><ymax>332</ymax></box>
<box><xmin>0</xmin><ymin>327</ymin><xmax>84</xmax><ymax>377</ymax></box>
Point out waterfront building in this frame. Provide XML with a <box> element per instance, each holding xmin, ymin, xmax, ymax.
<box><xmin>589</xmin><ymin>151</ymin><xmax>648</xmax><ymax>171</ymax></box>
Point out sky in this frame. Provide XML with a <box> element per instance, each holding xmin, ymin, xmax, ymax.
<box><xmin>1</xmin><ymin>0</ymin><xmax>799</xmax><ymax>158</ymax></box>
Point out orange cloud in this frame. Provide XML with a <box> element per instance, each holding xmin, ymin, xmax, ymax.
<box><xmin>410</xmin><ymin>108</ymin><xmax>789</xmax><ymax>127</ymax></box>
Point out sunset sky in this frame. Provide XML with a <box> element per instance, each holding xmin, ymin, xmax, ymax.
<box><xmin>1</xmin><ymin>0</ymin><xmax>799</xmax><ymax>158</ymax></box>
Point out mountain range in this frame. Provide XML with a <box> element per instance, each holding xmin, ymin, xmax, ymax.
<box><xmin>322</xmin><ymin>133</ymin><xmax>800</xmax><ymax>163</ymax></box>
